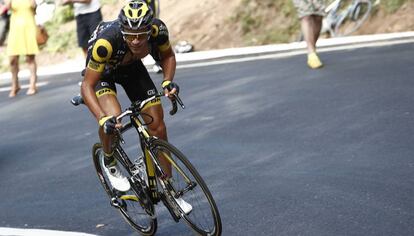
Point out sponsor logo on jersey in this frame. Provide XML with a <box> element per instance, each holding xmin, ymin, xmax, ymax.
<box><xmin>147</xmin><ymin>89</ymin><xmax>156</xmax><ymax>96</ymax></box>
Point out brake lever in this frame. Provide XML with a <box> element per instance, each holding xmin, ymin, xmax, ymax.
<box><xmin>169</xmin><ymin>94</ymin><xmax>185</xmax><ymax>116</ymax></box>
<box><xmin>174</xmin><ymin>94</ymin><xmax>185</xmax><ymax>109</ymax></box>
<box><xmin>169</xmin><ymin>99</ymin><xmax>178</xmax><ymax>116</ymax></box>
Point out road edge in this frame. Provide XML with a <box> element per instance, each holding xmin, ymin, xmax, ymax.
<box><xmin>0</xmin><ymin>31</ymin><xmax>413</xmax><ymax>85</ymax></box>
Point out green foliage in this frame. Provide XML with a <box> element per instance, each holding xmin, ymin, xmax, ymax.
<box><xmin>44</xmin><ymin>27</ymin><xmax>77</xmax><ymax>53</ymax></box>
<box><xmin>53</xmin><ymin>5</ymin><xmax>74</xmax><ymax>24</ymax></box>
<box><xmin>101</xmin><ymin>0</ymin><xmax>117</xmax><ymax>4</ymax></box>
<box><xmin>230</xmin><ymin>0</ymin><xmax>411</xmax><ymax>45</ymax></box>
<box><xmin>382</xmin><ymin>0</ymin><xmax>411</xmax><ymax>13</ymax></box>
<box><xmin>41</xmin><ymin>5</ymin><xmax>77</xmax><ymax>53</ymax></box>
<box><xmin>231</xmin><ymin>0</ymin><xmax>299</xmax><ymax>44</ymax></box>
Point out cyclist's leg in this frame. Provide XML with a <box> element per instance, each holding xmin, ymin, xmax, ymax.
<box><xmin>143</xmin><ymin>104</ymin><xmax>167</xmax><ymax>140</ymax></box>
<box><xmin>117</xmin><ymin>61</ymin><xmax>171</xmax><ymax>176</ymax></box>
<box><xmin>98</xmin><ymin>95</ymin><xmax>122</xmax><ymax>155</ymax></box>
<box><xmin>142</xmin><ymin>104</ymin><xmax>172</xmax><ymax>177</ymax></box>
<box><xmin>95</xmin><ymin>80</ymin><xmax>131</xmax><ymax>191</ymax></box>
<box><xmin>94</xmin><ymin>80</ymin><xmax>121</xmax><ymax>159</ymax></box>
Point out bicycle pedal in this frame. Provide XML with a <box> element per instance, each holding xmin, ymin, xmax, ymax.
<box><xmin>110</xmin><ymin>197</ymin><xmax>122</xmax><ymax>208</ymax></box>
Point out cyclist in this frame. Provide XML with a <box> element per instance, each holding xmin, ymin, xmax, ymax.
<box><xmin>80</xmin><ymin>0</ymin><xmax>192</xmax><ymax>213</ymax></box>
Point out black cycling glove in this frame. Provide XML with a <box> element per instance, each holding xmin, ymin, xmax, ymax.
<box><xmin>99</xmin><ymin>116</ymin><xmax>117</xmax><ymax>134</ymax></box>
<box><xmin>161</xmin><ymin>80</ymin><xmax>180</xmax><ymax>94</ymax></box>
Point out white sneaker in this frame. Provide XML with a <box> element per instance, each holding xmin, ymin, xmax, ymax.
<box><xmin>101</xmin><ymin>155</ymin><xmax>131</xmax><ymax>192</ymax></box>
<box><xmin>174</xmin><ymin>197</ymin><xmax>192</xmax><ymax>214</ymax></box>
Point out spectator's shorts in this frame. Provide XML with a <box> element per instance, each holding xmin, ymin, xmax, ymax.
<box><xmin>94</xmin><ymin>60</ymin><xmax>160</xmax><ymax>108</ymax></box>
<box><xmin>292</xmin><ymin>0</ymin><xmax>326</xmax><ymax>18</ymax></box>
<box><xmin>76</xmin><ymin>9</ymin><xmax>102</xmax><ymax>49</ymax></box>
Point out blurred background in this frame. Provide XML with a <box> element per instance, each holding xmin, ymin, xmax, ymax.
<box><xmin>0</xmin><ymin>0</ymin><xmax>412</xmax><ymax>73</ymax></box>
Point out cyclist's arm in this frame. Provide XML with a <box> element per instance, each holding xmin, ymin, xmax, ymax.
<box><xmin>81</xmin><ymin>68</ymin><xmax>106</xmax><ymax>122</ymax></box>
<box><xmin>152</xmin><ymin>19</ymin><xmax>176</xmax><ymax>84</ymax></box>
<box><xmin>160</xmin><ymin>46</ymin><xmax>176</xmax><ymax>83</ymax></box>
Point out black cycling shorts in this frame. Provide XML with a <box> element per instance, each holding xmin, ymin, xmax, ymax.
<box><xmin>76</xmin><ymin>9</ymin><xmax>102</xmax><ymax>49</ymax></box>
<box><xmin>94</xmin><ymin>60</ymin><xmax>160</xmax><ymax>105</ymax></box>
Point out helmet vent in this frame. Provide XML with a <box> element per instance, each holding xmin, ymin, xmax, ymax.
<box><xmin>118</xmin><ymin>0</ymin><xmax>153</xmax><ymax>30</ymax></box>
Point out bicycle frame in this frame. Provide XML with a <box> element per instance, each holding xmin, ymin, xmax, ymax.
<box><xmin>114</xmin><ymin>93</ymin><xmax>189</xmax><ymax>206</ymax></box>
<box><xmin>124</xmin><ymin>114</ymin><xmax>191</xmax><ymax>194</ymax></box>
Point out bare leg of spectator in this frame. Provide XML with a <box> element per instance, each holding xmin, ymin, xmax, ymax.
<box><xmin>9</xmin><ymin>55</ymin><xmax>20</xmax><ymax>98</ymax></box>
<box><xmin>301</xmin><ymin>15</ymin><xmax>323</xmax><ymax>69</ymax></box>
<box><xmin>26</xmin><ymin>55</ymin><xmax>37</xmax><ymax>95</ymax></box>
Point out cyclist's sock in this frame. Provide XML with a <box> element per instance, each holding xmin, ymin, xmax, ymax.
<box><xmin>103</xmin><ymin>151</ymin><xmax>117</xmax><ymax>167</ymax></box>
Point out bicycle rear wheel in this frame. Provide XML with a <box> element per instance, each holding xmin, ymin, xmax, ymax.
<box><xmin>334</xmin><ymin>0</ymin><xmax>372</xmax><ymax>36</ymax></box>
<box><xmin>150</xmin><ymin>139</ymin><xmax>222</xmax><ymax>236</ymax></box>
<box><xmin>92</xmin><ymin>143</ymin><xmax>157</xmax><ymax>236</ymax></box>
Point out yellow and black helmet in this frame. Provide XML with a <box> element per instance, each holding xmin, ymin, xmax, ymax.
<box><xmin>118</xmin><ymin>0</ymin><xmax>153</xmax><ymax>31</ymax></box>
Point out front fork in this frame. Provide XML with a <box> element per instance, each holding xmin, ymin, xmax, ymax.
<box><xmin>145</xmin><ymin>141</ymin><xmax>184</xmax><ymax>221</ymax></box>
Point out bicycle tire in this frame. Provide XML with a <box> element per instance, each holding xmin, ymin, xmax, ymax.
<box><xmin>334</xmin><ymin>0</ymin><xmax>372</xmax><ymax>36</ymax></box>
<box><xmin>150</xmin><ymin>139</ymin><xmax>222</xmax><ymax>236</ymax></box>
<box><xmin>92</xmin><ymin>143</ymin><xmax>157</xmax><ymax>236</ymax></box>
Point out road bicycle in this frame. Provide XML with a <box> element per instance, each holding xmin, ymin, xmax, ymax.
<box><xmin>322</xmin><ymin>0</ymin><xmax>373</xmax><ymax>37</ymax></box>
<box><xmin>71</xmin><ymin>92</ymin><xmax>222</xmax><ymax>236</ymax></box>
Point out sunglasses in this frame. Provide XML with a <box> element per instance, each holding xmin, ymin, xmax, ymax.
<box><xmin>121</xmin><ymin>30</ymin><xmax>151</xmax><ymax>42</ymax></box>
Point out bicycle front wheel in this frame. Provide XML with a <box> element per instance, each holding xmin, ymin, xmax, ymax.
<box><xmin>151</xmin><ymin>139</ymin><xmax>222</xmax><ymax>236</ymax></box>
<box><xmin>334</xmin><ymin>0</ymin><xmax>372</xmax><ymax>36</ymax></box>
<box><xmin>92</xmin><ymin>143</ymin><xmax>157</xmax><ymax>236</ymax></box>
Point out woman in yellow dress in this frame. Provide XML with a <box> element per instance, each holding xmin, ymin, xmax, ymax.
<box><xmin>5</xmin><ymin>0</ymin><xmax>38</xmax><ymax>97</ymax></box>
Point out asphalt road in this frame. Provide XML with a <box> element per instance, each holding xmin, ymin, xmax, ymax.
<box><xmin>1</xmin><ymin>42</ymin><xmax>413</xmax><ymax>236</ymax></box>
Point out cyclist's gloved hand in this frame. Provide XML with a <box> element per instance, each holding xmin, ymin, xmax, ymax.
<box><xmin>162</xmin><ymin>80</ymin><xmax>180</xmax><ymax>97</ymax></box>
<box><xmin>99</xmin><ymin>116</ymin><xmax>117</xmax><ymax>134</ymax></box>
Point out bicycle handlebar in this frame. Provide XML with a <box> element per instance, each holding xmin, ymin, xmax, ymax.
<box><xmin>125</xmin><ymin>91</ymin><xmax>185</xmax><ymax>118</ymax></box>
<box><xmin>70</xmin><ymin>91</ymin><xmax>185</xmax><ymax>119</ymax></box>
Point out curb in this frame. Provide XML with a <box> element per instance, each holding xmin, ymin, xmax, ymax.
<box><xmin>173</xmin><ymin>31</ymin><xmax>414</xmax><ymax>65</ymax></box>
<box><xmin>1</xmin><ymin>31</ymin><xmax>413</xmax><ymax>86</ymax></box>
<box><xmin>0</xmin><ymin>227</ymin><xmax>98</xmax><ymax>236</ymax></box>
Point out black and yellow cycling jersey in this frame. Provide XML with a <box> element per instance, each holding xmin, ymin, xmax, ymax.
<box><xmin>84</xmin><ymin>18</ymin><xmax>170</xmax><ymax>106</ymax></box>
<box><xmin>86</xmin><ymin>18</ymin><xmax>170</xmax><ymax>73</ymax></box>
